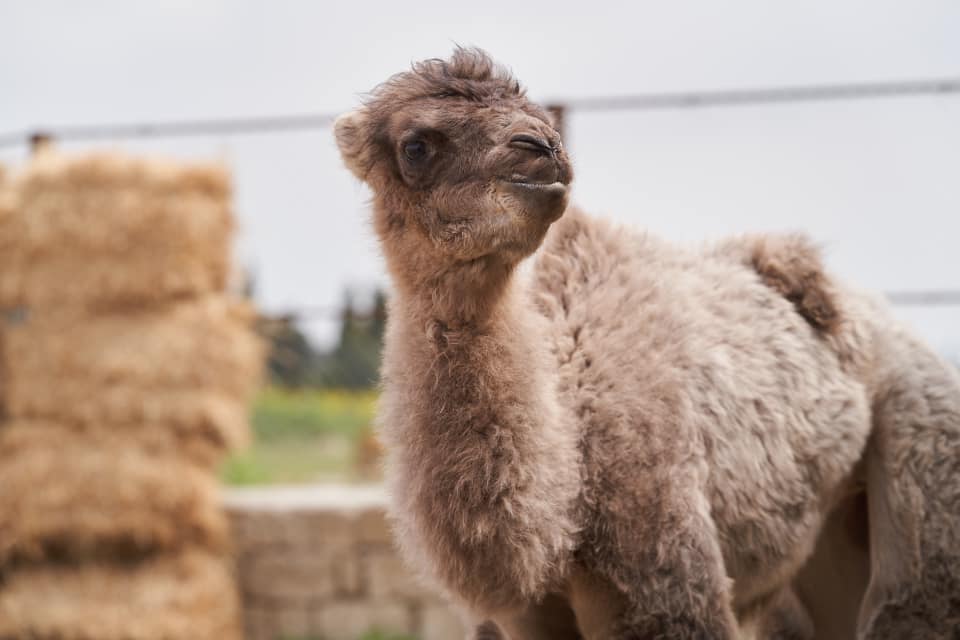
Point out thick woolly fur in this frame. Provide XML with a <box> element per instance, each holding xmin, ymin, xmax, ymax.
<box><xmin>337</xmin><ymin>48</ymin><xmax>960</xmax><ymax>638</ymax></box>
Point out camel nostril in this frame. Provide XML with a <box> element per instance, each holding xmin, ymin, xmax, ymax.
<box><xmin>509</xmin><ymin>134</ymin><xmax>554</xmax><ymax>155</ymax></box>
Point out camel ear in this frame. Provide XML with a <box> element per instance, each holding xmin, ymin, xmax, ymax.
<box><xmin>334</xmin><ymin>109</ymin><xmax>372</xmax><ymax>181</ymax></box>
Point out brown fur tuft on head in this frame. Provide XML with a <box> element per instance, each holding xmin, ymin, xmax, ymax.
<box><xmin>335</xmin><ymin>48</ymin><xmax>524</xmax><ymax>181</ymax></box>
<box><xmin>373</xmin><ymin>47</ymin><xmax>524</xmax><ymax>105</ymax></box>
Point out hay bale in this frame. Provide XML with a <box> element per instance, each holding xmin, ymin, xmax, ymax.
<box><xmin>10</xmin><ymin>413</ymin><xmax>233</xmax><ymax>468</ymax></box>
<box><xmin>2</xmin><ymin>151</ymin><xmax>234</xmax><ymax>309</ymax></box>
<box><xmin>0</xmin><ymin>324</ymin><xmax>6</xmax><ymax>424</ymax></box>
<box><xmin>0</xmin><ymin>421</ymin><xmax>230</xmax><ymax>564</ymax></box>
<box><xmin>0</xmin><ymin>170</ymin><xmax>18</xmax><ymax>310</ymax></box>
<box><xmin>0</xmin><ymin>330</ymin><xmax>5</xmax><ymax>425</ymax></box>
<box><xmin>3</xmin><ymin>296</ymin><xmax>263</xmax><ymax>449</ymax></box>
<box><xmin>0</xmin><ymin>301</ymin><xmax>6</xmax><ymax>421</ymax></box>
<box><xmin>0</xmin><ymin>549</ymin><xmax>242</xmax><ymax>640</ymax></box>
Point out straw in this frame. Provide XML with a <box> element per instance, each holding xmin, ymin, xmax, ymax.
<box><xmin>0</xmin><ymin>549</ymin><xmax>242</xmax><ymax>640</ymax></box>
<box><xmin>3</xmin><ymin>296</ymin><xmax>263</xmax><ymax>446</ymax></box>
<box><xmin>0</xmin><ymin>421</ymin><xmax>230</xmax><ymax>564</ymax></box>
<box><xmin>4</xmin><ymin>151</ymin><xmax>234</xmax><ymax>309</ymax></box>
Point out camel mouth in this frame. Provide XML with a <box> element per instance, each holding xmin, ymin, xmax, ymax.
<box><xmin>508</xmin><ymin>180</ymin><xmax>566</xmax><ymax>189</ymax></box>
<box><xmin>502</xmin><ymin>179</ymin><xmax>568</xmax><ymax>195</ymax></box>
<box><xmin>499</xmin><ymin>179</ymin><xmax>569</xmax><ymax>222</ymax></box>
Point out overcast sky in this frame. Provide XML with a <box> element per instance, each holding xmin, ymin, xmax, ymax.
<box><xmin>2</xmin><ymin>1</ymin><xmax>958</xmax><ymax>353</ymax></box>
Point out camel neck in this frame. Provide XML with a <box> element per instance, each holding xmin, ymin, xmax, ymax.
<box><xmin>392</xmin><ymin>272</ymin><xmax>538</xmax><ymax>437</ymax></box>
<box><xmin>379</xmin><ymin>267</ymin><xmax>581</xmax><ymax>610</ymax></box>
<box><xmin>401</xmin><ymin>255</ymin><xmax>519</xmax><ymax>334</ymax></box>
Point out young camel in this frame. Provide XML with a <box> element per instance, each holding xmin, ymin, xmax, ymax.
<box><xmin>335</xmin><ymin>48</ymin><xmax>960</xmax><ymax>639</ymax></box>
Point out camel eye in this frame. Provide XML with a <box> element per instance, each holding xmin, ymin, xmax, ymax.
<box><xmin>403</xmin><ymin>139</ymin><xmax>428</xmax><ymax>162</ymax></box>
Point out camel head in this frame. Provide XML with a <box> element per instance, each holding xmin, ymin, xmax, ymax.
<box><xmin>335</xmin><ymin>48</ymin><xmax>573</xmax><ymax>281</ymax></box>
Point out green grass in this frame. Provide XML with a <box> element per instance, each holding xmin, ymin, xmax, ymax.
<box><xmin>221</xmin><ymin>388</ymin><xmax>379</xmax><ymax>485</ymax></box>
<box><xmin>252</xmin><ymin>387</ymin><xmax>378</xmax><ymax>439</ymax></box>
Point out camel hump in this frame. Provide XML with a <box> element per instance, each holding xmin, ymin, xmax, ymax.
<box><xmin>717</xmin><ymin>233</ymin><xmax>841</xmax><ymax>336</ymax></box>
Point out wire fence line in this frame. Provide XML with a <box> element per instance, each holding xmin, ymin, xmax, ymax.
<box><xmin>885</xmin><ymin>290</ymin><xmax>960</xmax><ymax>307</ymax></box>
<box><xmin>1</xmin><ymin>76</ymin><xmax>959</xmax><ymax>150</ymax></box>
<box><xmin>0</xmin><ymin>113</ymin><xmax>338</xmax><ymax>149</ymax></box>
<box><xmin>9</xmin><ymin>289</ymin><xmax>960</xmax><ymax>323</ymax></box>
<box><xmin>271</xmin><ymin>289</ymin><xmax>960</xmax><ymax>321</ymax></box>
<box><xmin>556</xmin><ymin>76</ymin><xmax>960</xmax><ymax>112</ymax></box>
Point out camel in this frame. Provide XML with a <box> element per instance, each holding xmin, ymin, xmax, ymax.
<box><xmin>334</xmin><ymin>48</ymin><xmax>960</xmax><ymax>639</ymax></box>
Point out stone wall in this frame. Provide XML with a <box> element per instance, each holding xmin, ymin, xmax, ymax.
<box><xmin>225</xmin><ymin>486</ymin><xmax>466</xmax><ymax>640</ymax></box>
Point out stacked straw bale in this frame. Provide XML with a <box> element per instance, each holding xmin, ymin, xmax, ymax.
<box><xmin>0</xmin><ymin>152</ymin><xmax>262</xmax><ymax>640</ymax></box>
<box><xmin>1</xmin><ymin>153</ymin><xmax>233</xmax><ymax>309</ymax></box>
<box><xmin>0</xmin><ymin>164</ymin><xmax>8</xmax><ymax>419</ymax></box>
<box><xmin>4</xmin><ymin>296</ymin><xmax>260</xmax><ymax>456</ymax></box>
<box><xmin>0</xmin><ymin>551</ymin><xmax>242</xmax><ymax>640</ymax></box>
<box><xmin>0</xmin><ymin>421</ymin><xmax>229</xmax><ymax>565</ymax></box>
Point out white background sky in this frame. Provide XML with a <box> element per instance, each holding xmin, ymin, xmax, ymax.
<box><xmin>2</xmin><ymin>1</ymin><xmax>958</xmax><ymax>354</ymax></box>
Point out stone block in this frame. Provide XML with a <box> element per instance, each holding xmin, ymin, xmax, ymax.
<box><xmin>240</xmin><ymin>552</ymin><xmax>335</xmax><ymax>602</ymax></box>
<box><xmin>331</xmin><ymin>553</ymin><xmax>363</xmax><ymax>597</ymax></box>
<box><xmin>228</xmin><ymin>510</ymin><xmax>285</xmax><ymax>549</ymax></box>
<box><xmin>365</xmin><ymin>550</ymin><xmax>432</xmax><ymax>600</ymax></box>
<box><xmin>422</xmin><ymin>603</ymin><xmax>468</xmax><ymax>640</ymax></box>
<box><xmin>289</xmin><ymin>509</ymin><xmax>357</xmax><ymax>550</ymax></box>
<box><xmin>355</xmin><ymin>507</ymin><xmax>393</xmax><ymax>545</ymax></box>
<box><xmin>319</xmin><ymin>600</ymin><xmax>413</xmax><ymax>640</ymax></box>
<box><xmin>242</xmin><ymin>604</ymin><xmax>319</xmax><ymax>640</ymax></box>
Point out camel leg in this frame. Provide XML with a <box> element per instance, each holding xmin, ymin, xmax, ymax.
<box><xmin>614</xmin><ymin>554</ymin><xmax>738</xmax><ymax>639</ymax></box>
<box><xmin>570</xmin><ymin>561</ymin><xmax>737</xmax><ymax>639</ymax></box>
<box><xmin>470</xmin><ymin>619</ymin><xmax>508</xmax><ymax>639</ymax></box>
<box><xmin>566</xmin><ymin>564</ymin><xmax>628</xmax><ymax>639</ymax></box>
<box><xmin>857</xmin><ymin>340</ymin><xmax>960</xmax><ymax>638</ymax></box>
<box><xmin>493</xmin><ymin>593</ymin><xmax>582</xmax><ymax>640</ymax></box>
<box><xmin>573</xmin><ymin>491</ymin><xmax>739</xmax><ymax>639</ymax></box>
<box><xmin>791</xmin><ymin>491</ymin><xmax>870</xmax><ymax>639</ymax></box>
<box><xmin>744</xmin><ymin>586</ymin><xmax>815</xmax><ymax>640</ymax></box>
<box><xmin>618</xmin><ymin>504</ymin><xmax>739</xmax><ymax>639</ymax></box>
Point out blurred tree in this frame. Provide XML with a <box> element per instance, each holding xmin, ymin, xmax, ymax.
<box><xmin>261</xmin><ymin>316</ymin><xmax>316</xmax><ymax>388</ymax></box>
<box><xmin>254</xmin><ymin>285</ymin><xmax>387</xmax><ymax>390</ymax></box>
<box><xmin>314</xmin><ymin>289</ymin><xmax>387</xmax><ymax>389</ymax></box>
<box><xmin>244</xmin><ymin>267</ymin><xmax>317</xmax><ymax>388</ymax></box>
